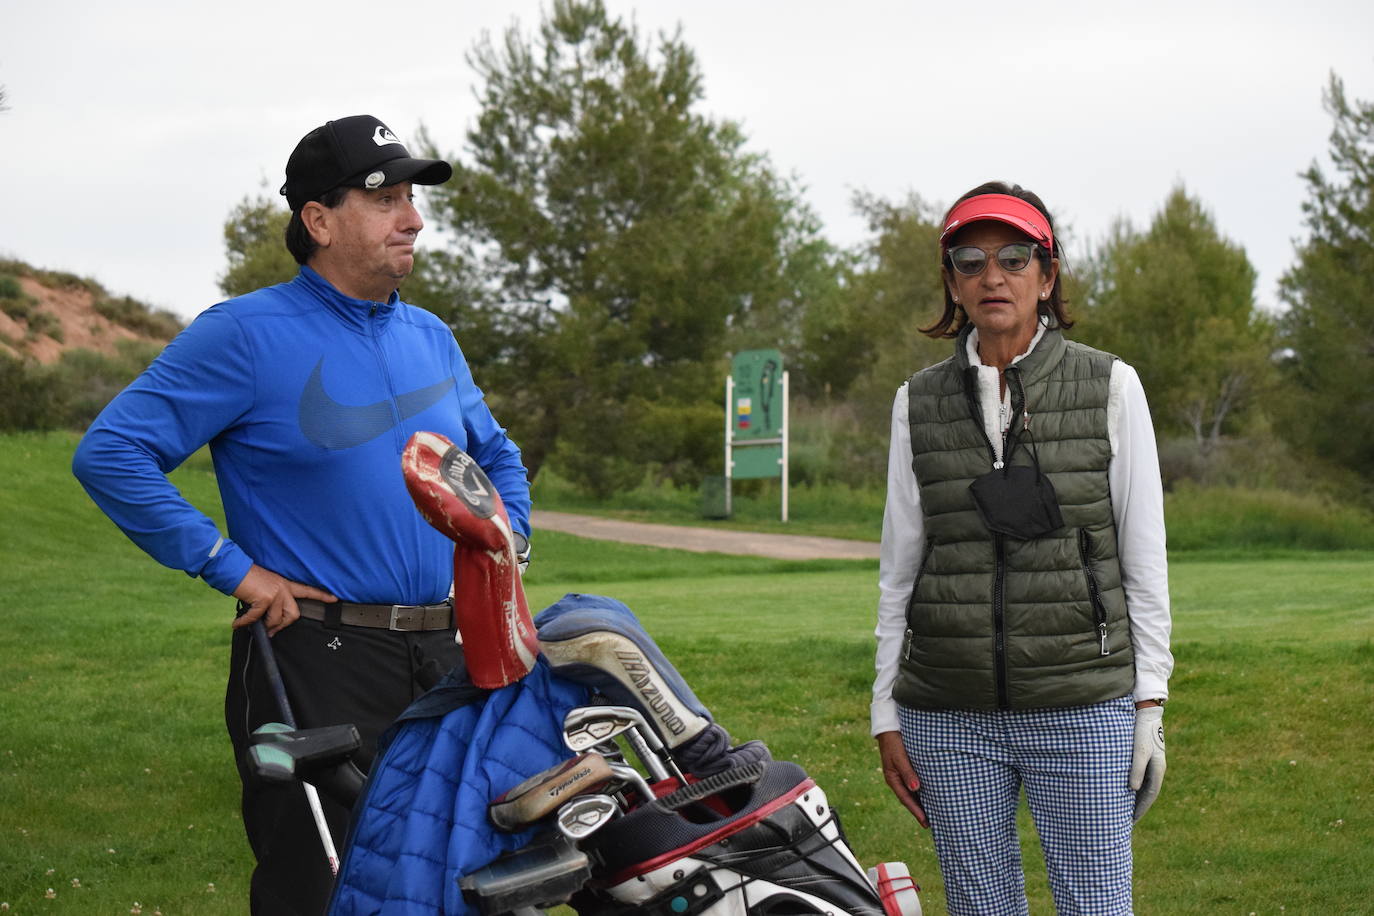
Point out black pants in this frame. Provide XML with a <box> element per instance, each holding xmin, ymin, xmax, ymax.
<box><xmin>225</xmin><ymin>615</ymin><xmax>463</xmax><ymax>915</ymax></box>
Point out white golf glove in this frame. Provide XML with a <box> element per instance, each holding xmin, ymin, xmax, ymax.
<box><xmin>1130</xmin><ymin>704</ymin><xmax>1166</xmax><ymax>822</ymax></box>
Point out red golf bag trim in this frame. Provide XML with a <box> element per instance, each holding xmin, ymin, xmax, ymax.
<box><xmin>599</xmin><ymin>777</ymin><xmax>816</xmax><ymax>887</ymax></box>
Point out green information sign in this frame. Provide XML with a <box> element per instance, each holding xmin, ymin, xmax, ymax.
<box><xmin>732</xmin><ymin>443</ymin><xmax>782</xmax><ymax>480</ymax></box>
<box><xmin>730</xmin><ymin>349</ymin><xmax>784</xmax><ymax>441</ymax></box>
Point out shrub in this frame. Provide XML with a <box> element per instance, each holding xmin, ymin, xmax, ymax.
<box><xmin>0</xmin><ymin>353</ymin><xmax>60</xmax><ymax>431</ymax></box>
<box><xmin>0</xmin><ymin>341</ymin><xmax>163</xmax><ymax>431</ymax></box>
<box><xmin>93</xmin><ymin>296</ymin><xmax>182</xmax><ymax>340</ymax></box>
<box><xmin>1165</xmin><ymin>483</ymin><xmax>1374</xmax><ymax>552</ymax></box>
<box><xmin>1</xmin><ymin>295</ymin><xmax>32</xmax><ymax>321</ymax></box>
<box><xmin>0</xmin><ymin>272</ymin><xmax>22</xmax><ymax>300</ymax></box>
<box><xmin>25</xmin><ymin>309</ymin><xmax>63</xmax><ymax>342</ymax></box>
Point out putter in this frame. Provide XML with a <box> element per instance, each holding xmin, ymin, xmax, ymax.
<box><xmin>563</xmin><ymin>705</ymin><xmax>686</xmax><ymax>783</ymax></box>
<box><xmin>555</xmin><ymin>794</ymin><xmax>622</xmax><ymax>841</ymax></box>
<box><xmin>248</xmin><ymin>619</ymin><xmax>340</xmax><ymax>875</ymax></box>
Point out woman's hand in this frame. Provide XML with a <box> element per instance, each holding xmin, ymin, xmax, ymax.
<box><xmin>877</xmin><ymin>730</ymin><xmax>929</xmax><ymax>828</ymax></box>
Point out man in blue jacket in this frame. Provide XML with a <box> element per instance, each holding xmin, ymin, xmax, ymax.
<box><xmin>73</xmin><ymin>114</ymin><xmax>531</xmax><ymax>915</ymax></box>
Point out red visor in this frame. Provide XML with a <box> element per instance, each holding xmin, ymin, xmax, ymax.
<box><xmin>940</xmin><ymin>193</ymin><xmax>1053</xmax><ymax>252</ymax></box>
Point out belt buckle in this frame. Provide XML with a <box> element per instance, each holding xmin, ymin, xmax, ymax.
<box><xmin>388</xmin><ymin>605</ymin><xmax>409</xmax><ymax>631</ymax></box>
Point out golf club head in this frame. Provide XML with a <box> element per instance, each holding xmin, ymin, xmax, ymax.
<box><xmin>607</xmin><ymin>762</ymin><xmax>655</xmax><ymax>806</ymax></box>
<box><xmin>564</xmin><ymin>705</ymin><xmax>677</xmax><ymax>782</ymax></box>
<box><xmin>563</xmin><ymin>705</ymin><xmax>653</xmax><ymax>753</ymax></box>
<box><xmin>402</xmin><ymin>431</ymin><xmax>538</xmax><ymax>689</ymax></box>
<box><xmin>488</xmin><ymin>752</ymin><xmax>618</xmax><ymax>832</ymax></box>
<box><xmin>555</xmin><ymin>794</ymin><xmax>622</xmax><ymax>841</ymax></box>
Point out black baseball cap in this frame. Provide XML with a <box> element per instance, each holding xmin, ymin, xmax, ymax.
<box><xmin>279</xmin><ymin>114</ymin><xmax>453</xmax><ymax>211</ymax></box>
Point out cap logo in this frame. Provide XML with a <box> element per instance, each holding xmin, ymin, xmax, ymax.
<box><xmin>365</xmin><ymin>170</ymin><xmax>386</xmax><ymax>189</ymax></box>
<box><xmin>372</xmin><ymin>126</ymin><xmax>402</xmax><ymax>148</ymax></box>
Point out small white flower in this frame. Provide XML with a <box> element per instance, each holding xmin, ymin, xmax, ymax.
<box><xmin>45</xmin><ymin>869</ymin><xmax>54</xmax><ymax>876</ymax></box>
<box><xmin>71</xmin><ymin>878</ymin><xmax>81</xmax><ymax>887</ymax></box>
<box><xmin>45</xmin><ymin>888</ymin><xmax>56</xmax><ymax>899</ymax></box>
<box><xmin>130</xmin><ymin>903</ymin><xmax>142</xmax><ymax>915</ymax></box>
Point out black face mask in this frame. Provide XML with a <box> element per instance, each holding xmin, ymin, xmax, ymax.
<box><xmin>969</xmin><ymin>462</ymin><xmax>1064</xmax><ymax>539</ymax></box>
<box><xmin>966</xmin><ymin>367</ymin><xmax>1064</xmax><ymax>540</ymax></box>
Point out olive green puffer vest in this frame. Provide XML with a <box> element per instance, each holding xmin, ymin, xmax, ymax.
<box><xmin>892</xmin><ymin>326</ymin><xmax>1135</xmax><ymax>711</ymax></box>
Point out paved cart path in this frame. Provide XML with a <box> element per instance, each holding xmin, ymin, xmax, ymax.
<box><xmin>530</xmin><ymin>510</ymin><xmax>880</xmax><ymax>561</ymax></box>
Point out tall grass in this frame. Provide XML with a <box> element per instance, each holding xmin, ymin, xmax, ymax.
<box><xmin>536</xmin><ymin>463</ymin><xmax>1374</xmax><ymax>554</ymax></box>
<box><xmin>3</xmin><ymin>433</ymin><xmax>1372</xmax><ymax>913</ymax></box>
<box><xmin>1163</xmin><ymin>482</ymin><xmax>1374</xmax><ymax>553</ymax></box>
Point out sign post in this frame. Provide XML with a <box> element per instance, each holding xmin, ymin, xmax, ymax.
<box><xmin>724</xmin><ymin>349</ymin><xmax>788</xmax><ymax>522</ymax></box>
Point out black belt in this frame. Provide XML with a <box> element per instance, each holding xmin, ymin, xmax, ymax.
<box><xmin>296</xmin><ymin>598</ymin><xmax>454</xmax><ymax>632</ymax></box>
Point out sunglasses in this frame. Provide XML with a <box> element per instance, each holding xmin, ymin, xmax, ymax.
<box><xmin>947</xmin><ymin>242</ymin><xmax>1041</xmax><ymax>277</ymax></box>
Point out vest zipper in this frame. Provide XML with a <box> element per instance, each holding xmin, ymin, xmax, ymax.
<box><xmin>1078</xmin><ymin>528</ymin><xmax>1110</xmax><ymax>655</ymax></box>
<box><xmin>993</xmin><ymin>533</ymin><xmax>1009</xmax><ymax>708</ymax></box>
<box><xmin>963</xmin><ymin>368</ymin><xmax>1005</xmax><ymax>470</ymax></box>
<box><xmin>902</xmin><ymin>541</ymin><xmax>936</xmax><ymax>661</ymax></box>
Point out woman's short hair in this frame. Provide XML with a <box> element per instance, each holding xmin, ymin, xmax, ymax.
<box><xmin>921</xmin><ymin>181</ymin><xmax>1074</xmax><ymax>339</ymax></box>
<box><xmin>284</xmin><ymin>186</ymin><xmax>350</xmax><ymax>266</ymax></box>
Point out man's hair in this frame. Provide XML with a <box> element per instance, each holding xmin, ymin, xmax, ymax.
<box><xmin>921</xmin><ymin>181</ymin><xmax>1074</xmax><ymax>339</ymax></box>
<box><xmin>284</xmin><ymin>186</ymin><xmax>351</xmax><ymax>266</ymax></box>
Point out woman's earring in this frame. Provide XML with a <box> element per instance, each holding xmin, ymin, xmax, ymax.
<box><xmin>1040</xmin><ymin>291</ymin><xmax>1048</xmax><ymax>300</ymax></box>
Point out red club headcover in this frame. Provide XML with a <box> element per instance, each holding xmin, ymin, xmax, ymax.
<box><xmin>402</xmin><ymin>431</ymin><xmax>538</xmax><ymax>688</ymax></box>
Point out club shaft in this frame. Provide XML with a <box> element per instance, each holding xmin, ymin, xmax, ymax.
<box><xmin>250</xmin><ymin>620</ymin><xmax>340</xmax><ymax>875</ymax></box>
<box><xmin>624</xmin><ymin>726</ymin><xmax>671</xmax><ymax>781</ymax></box>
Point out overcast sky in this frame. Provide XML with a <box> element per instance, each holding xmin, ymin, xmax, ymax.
<box><xmin>3</xmin><ymin>0</ymin><xmax>1372</xmax><ymax>322</ymax></box>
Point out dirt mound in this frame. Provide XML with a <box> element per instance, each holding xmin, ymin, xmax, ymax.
<box><xmin>0</xmin><ymin>268</ymin><xmax>179</xmax><ymax>364</ymax></box>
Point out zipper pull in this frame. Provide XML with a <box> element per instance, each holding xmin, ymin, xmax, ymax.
<box><xmin>993</xmin><ymin>459</ymin><xmax>1004</xmax><ymax>470</ymax></box>
<box><xmin>1024</xmin><ymin>411</ymin><xmax>1032</xmax><ymax>431</ymax></box>
<box><xmin>1098</xmin><ymin>623</ymin><xmax>1109</xmax><ymax>656</ymax></box>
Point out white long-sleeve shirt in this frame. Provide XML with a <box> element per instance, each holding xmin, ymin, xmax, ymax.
<box><xmin>871</xmin><ymin>325</ymin><xmax>1173</xmax><ymax>735</ymax></box>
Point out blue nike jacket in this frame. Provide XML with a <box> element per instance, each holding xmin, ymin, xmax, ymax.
<box><xmin>72</xmin><ymin>266</ymin><xmax>529</xmax><ymax>604</ymax></box>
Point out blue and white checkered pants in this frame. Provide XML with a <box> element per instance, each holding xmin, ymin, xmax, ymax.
<box><xmin>899</xmin><ymin>697</ymin><xmax>1135</xmax><ymax>916</ymax></box>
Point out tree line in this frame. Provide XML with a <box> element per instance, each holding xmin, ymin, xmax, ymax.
<box><xmin>139</xmin><ymin>2</ymin><xmax>1374</xmax><ymax>505</ymax></box>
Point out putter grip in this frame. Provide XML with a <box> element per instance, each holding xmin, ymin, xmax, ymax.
<box><xmin>250</xmin><ymin>620</ymin><xmax>297</xmax><ymax>728</ymax></box>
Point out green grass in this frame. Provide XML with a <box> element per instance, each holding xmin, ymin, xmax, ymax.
<box><xmin>3</xmin><ymin>432</ymin><xmax>1373</xmax><ymax>913</ymax></box>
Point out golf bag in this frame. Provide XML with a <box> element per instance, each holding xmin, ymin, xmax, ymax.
<box><xmin>247</xmin><ymin>433</ymin><xmax>921</xmax><ymax>915</ymax></box>
<box><xmin>460</xmin><ymin>593</ymin><xmax>921</xmax><ymax>916</ymax></box>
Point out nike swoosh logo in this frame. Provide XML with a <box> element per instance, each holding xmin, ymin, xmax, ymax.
<box><xmin>299</xmin><ymin>359</ymin><xmax>455</xmax><ymax>450</ymax></box>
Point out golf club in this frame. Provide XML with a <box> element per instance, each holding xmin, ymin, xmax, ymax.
<box><xmin>555</xmin><ymin>794</ymin><xmax>622</xmax><ymax>842</ymax></box>
<box><xmin>249</xmin><ymin>618</ymin><xmax>340</xmax><ymax>876</ymax></box>
<box><xmin>563</xmin><ymin>705</ymin><xmax>685</xmax><ymax>783</ymax></box>
<box><xmin>606</xmin><ymin>761</ymin><xmax>655</xmax><ymax>805</ymax></box>
<box><xmin>488</xmin><ymin>752</ymin><xmax>620</xmax><ymax>832</ymax></box>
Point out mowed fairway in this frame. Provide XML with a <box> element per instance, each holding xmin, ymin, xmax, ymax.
<box><xmin>2</xmin><ymin>432</ymin><xmax>1371</xmax><ymax>914</ymax></box>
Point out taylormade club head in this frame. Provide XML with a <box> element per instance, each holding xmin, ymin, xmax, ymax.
<box><xmin>488</xmin><ymin>752</ymin><xmax>618</xmax><ymax>832</ymax></box>
<box><xmin>555</xmin><ymin>793</ymin><xmax>622</xmax><ymax>841</ymax></box>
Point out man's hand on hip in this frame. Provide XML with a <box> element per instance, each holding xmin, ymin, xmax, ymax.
<box><xmin>231</xmin><ymin>564</ymin><xmax>337</xmax><ymax>636</ymax></box>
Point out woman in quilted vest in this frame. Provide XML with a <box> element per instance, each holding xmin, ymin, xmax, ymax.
<box><xmin>870</xmin><ymin>181</ymin><xmax>1172</xmax><ymax>915</ymax></box>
